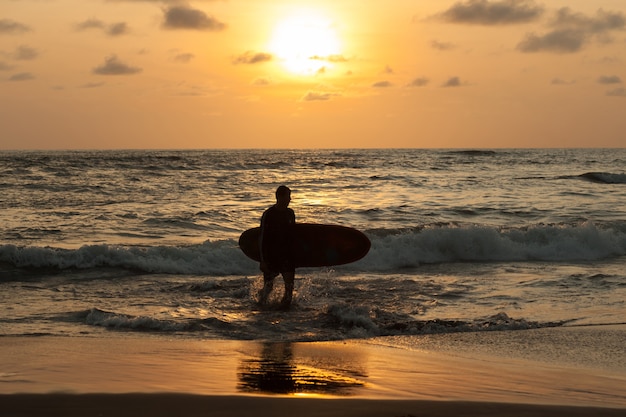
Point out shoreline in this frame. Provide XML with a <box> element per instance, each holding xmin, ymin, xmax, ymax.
<box><xmin>2</xmin><ymin>394</ymin><xmax>625</xmax><ymax>417</ymax></box>
<box><xmin>1</xmin><ymin>325</ymin><xmax>624</xmax><ymax>414</ymax></box>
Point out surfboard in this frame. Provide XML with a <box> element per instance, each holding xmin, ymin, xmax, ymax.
<box><xmin>238</xmin><ymin>223</ymin><xmax>371</xmax><ymax>268</ymax></box>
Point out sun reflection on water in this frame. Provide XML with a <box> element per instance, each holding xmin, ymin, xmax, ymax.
<box><xmin>237</xmin><ymin>342</ymin><xmax>367</xmax><ymax>396</ymax></box>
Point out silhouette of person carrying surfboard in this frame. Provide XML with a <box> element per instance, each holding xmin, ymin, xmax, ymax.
<box><xmin>258</xmin><ymin>185</ymin><xmax>296</xmax><ymax>309</ymax></box>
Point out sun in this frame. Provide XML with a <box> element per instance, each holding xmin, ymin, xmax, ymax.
<box><xmin>269</xmin><ymin>9</ymin><xmax>341</xmax><ymax>76</ymax></box>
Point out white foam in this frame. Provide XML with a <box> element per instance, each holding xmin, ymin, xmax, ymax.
<box><xmin>0</xmin><ymin>240</ymin><xmax>257</xmax><ymax>276</ymax></box>
<box><xmin>1</xmin><ymin>222</ymin><xmax>625</xmax><ymax>276</ymax></box>
<box><xmin>355</xmin><ymin>222</ymin><xmax>626</xmax><ymax>271</ymax></box>
<box><xmin>85</xmin><ymin>308</ymin><xmax>189</xmax><ymax>332</ymax></box>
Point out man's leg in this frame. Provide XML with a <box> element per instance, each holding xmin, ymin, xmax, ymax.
<box><xmin>259</xmin><ymin>271</ymin><xmax>277</xmax><ymax>305</ymax></box>
<box><xmin>279</xmin><ymin>270</ymin><xmax>295</xmax><ymax>309</ymax></box>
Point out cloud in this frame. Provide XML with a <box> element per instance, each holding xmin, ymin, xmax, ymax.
<box><xmin>550</xmin><ymin>7</ymin><xmax>625</xmax><ymax>34</ymax></box>
<box><xmin>173</xmin><ymin>52</ymin><xmax>195</xmax><ymax>63</ymax></box>
<box><xmin>551</xmin><ymin>78</ymin><xmax>575</xmax><ymax>85</ymax></box>
<box><xmin>372</xmin><ymin>81</ymin><xmax>393</xmax><ymax>88</ymax></box>
<box><xmin>597</xmin><ymin>56</ymin><xmax>622</xmax><ymax>65</ymax></box>
<box><xmin>302</xmin><ymin>91</ymin><xmax>340</xmax><ymax>101</ymax></box>
<box><xmin>607</xmin><ymin>87</ymin><xmax>626</xmax><ymax>97</ymax></box>
<box><xmin>173</xmin><ymin>85</ymin><xmax>215</xmax><ymax>97</ymax></box>
<box><xmin>232</xmin><ymin>51</ymin><xmax>272</xmax><ymax>65</ymax></box>
<box><xmin>408</xmin><ymin>77</ymin><xmax>430</xmax><ymax>87</ymax></box>
<box><xmin>79</xmin><ymin>82</ymin><xmax>106</xmax><ymax>88</ymax></box>
<box><xmin>75</xmin><ymin>19</ymin><xmax>130</xmax><ymax>36</ymax></box>
<box><xmin>107</xmin><ymin>22</ymin><xmax>130</xmax><ymax>36</ymax></box>
<box><xmin>442</xmin><ymin>76</ymin><xmax>463</xmax><ymax>87</ymax></box>
<box><xmin>518</xmin><ymin>8</ymin><xmax>626</xmax><ymax>53</ymax></box>
<box><xmin>310</xmin><ymin>54</ymin><xmax>349</xmax><ymax>63</ymax></box>
<box><xmin>0</xmin><ymin>19</ymin><xmax>31</xmax><ymax>34</ymax></box>
<box><xmin>9</xmin><ymin>72</ymin><xmax>35</xmax><ymax>81</ymax></box>
<box><xmin>93</xmin><ymin>55</ymin><xmax>142</xmax><ymax>75</ymax></box>
<box><xmin>107</xmin><ymin>0</ymin><xmax>218</xmax><ymax>2</ymax></box>
<box><xmin>252</xmin><ymin>77</ymin><xmax>272</xmax><ymax>86</ymax></box>
<box><xmin>75</xmin><ymin>18</ymin><xmax>105</xmax><ymax>31</ymax></box>
<box><xmin>431</xmin><ymin>40</ymin><xmax>456</xmax><ymax>51</ymax></box>
<box><xmin>597</xmin><ymin>75</ymin><xmax>622</xmax><ymax>84</ymax></box>
<box><xmin>438</xmin><ymin>0</ymin><xmax>544</xmax><ymax>25</ymax></box>
<box><xmin>12</xmin><ymin>45</ymin><xmax>39</xmax><ymax>61</ymax></box>
<box><xmin>162</xmin><ymin>5</ymin><xmax>226</xmax><ymax>31</ymax></box>
<box><xmin>0</xmin><ymin>61</ymin><xmax>14</xmax><ymax>71</ymax></box>
<box><xmin>517</xmin><ymin>29</ymin><xmax>586</xmax><ymax>53</ymax></box>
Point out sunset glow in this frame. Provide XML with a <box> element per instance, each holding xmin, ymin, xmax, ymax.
<box><xmin>2</xmin><ymin>0</ymin><xmax>625</xmax><ymax>149</ymax></box>
<box><xmin>269</xmin><ymin>9</ymin><xmax>341</xmax><ymax>76</ymax></box>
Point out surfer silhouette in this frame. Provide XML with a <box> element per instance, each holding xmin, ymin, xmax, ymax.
<box><xmin>258</xmin><ymin>185</ymin><xmax>296</xmax><ymax>309</ymax></box>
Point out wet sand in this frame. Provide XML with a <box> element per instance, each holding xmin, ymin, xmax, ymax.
<box><xmin>1</xmin><ymin>325</ymin><xmax>624</xmax><ymax>416</ymax></box>
<box><xmin>3</xmin><ymin>393</ymin><xmax>625</xmax><ymax>417</ymax></box>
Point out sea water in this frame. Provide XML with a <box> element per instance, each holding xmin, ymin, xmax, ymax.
<box><xmin>1</xmin><ymin>149</ymin><xmax>625</xmax><ymax>341</ymax></box>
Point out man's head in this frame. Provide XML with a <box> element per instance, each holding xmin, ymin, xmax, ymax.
<box><xmin>275</xmin><ymin>185</ymin><xmax>291</xmax><ymax>208</ymax></box>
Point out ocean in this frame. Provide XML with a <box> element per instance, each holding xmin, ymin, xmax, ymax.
<box><xmin>1</xmin><ymin>148</ymin><xmax>625</xmax><ymax>342</ymax></box>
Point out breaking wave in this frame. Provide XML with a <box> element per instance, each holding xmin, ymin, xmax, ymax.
<box><xmin>1</xmin><ymin>222</ymin><xmax>625</xmax><ymax>277</ymax></box>
<box><xmin>69</xmin><ymin>308</ymin><xmax>563</xmax><ymax>341</ymax></box>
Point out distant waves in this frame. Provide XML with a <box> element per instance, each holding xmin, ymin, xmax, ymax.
<box><xmin>578</xmin><ymin>172</ymin><xmax>626</xmax><ymax>184</ymax></box>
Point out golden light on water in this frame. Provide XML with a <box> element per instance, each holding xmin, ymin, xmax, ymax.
<box><xmin>237</xmin><ymin>342</ymin><xmax>366</xmax><ymax>396</ymax></box>
<box><xmin>268</xmin><ymin>8</ymin><xmax>341</xmax><ymax>76</ymax></box>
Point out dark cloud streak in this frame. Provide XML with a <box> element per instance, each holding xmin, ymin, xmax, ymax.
<box><xmin>431</xmin><ymin>40</ymin><xmax>456</xmax><ymax>51</ymax></box>
<box><xmin>550</xmin><ymin>7</ymin><xmax>626</xmax><ymax>34</ymax></box>
<box><xmin>9</xmin><ymin>72</ymin><xmax>35</xmax><ymax>81</ymax></box>
<box><xmin>518</xmin><ymin>8</ymin><xmax>626</xmax><ymax>53</ymax></box>
<box><xmin>598</xmin><ymin>75</ymin><xmax>622</xmax><ymax>84</ymax></box>
<box><xmin>0</xmin><ymin>19</ymin><xmax>31</xmax><ymax>34</ymax></box>
<box><xmin>517</xmin><ymin>29</ymin><xmax>586</xmax><ymax>53</ymax></box>
<box><xmin>439</xmin><ymin>0</ymin><xmax>544</xmax><ymax>25</ymax></box>
<box><xmin>232</xmin><ymin>51</ymin><xmax>272</xmax><ymax>65</ymax></box>
<box><xmin>607</xmin><ymin>87</ymin><xmax>626</xmax><ymax>97</ymax></box>
<box><xmin>302</xmin><ymin>91</ymin><xmax>340</xmax><ymax>101</ymax></box>
<box><xmin>8</xmin><ymin>45</ymin><xmax>39</xmax><ymax>61</ymax></box>
<box><xmin>408</xmin><ymin>77</ymin><xmax>430</xmax><ymax>87</ymax></box>
<box><xmin>173</xmin><ymin>53</ymin><xmax>195</xmax><ymax>63</ymax></box>
<box><xmin>107</xmin><ymin>22</ymin><xmax>129</xmax><ymax>36</ymax></box>
<box><xmin>107</xmin><ymin>0</ymin><xmax>218</xmax><ymax>2</ymax></box>
<box><xmin>0</xmin><ymin>61</ymin><xmax>14</xmax><ymax>71</ymax></box>
<box><xmin>442</xmin><ymin>77</ymin><xmax>463</xmax><ymax>87</ymax></box>
<box><xmin>310</xmin><ymin>54</ymin><xmax>349</xmax><ymax>63</ymax></box>
<box><xmin>75</xmin><ymin>18</ymin><xmax>106</xmax><ymax>31</ymax></box>
<box><xmin>162</xmin><ymin>5</ymin><xmax>226</xmax><ymax>31</ymax></box>
<box><xmin>75</xmin><ymin>19</ymin><xmax>130</xmax><ymax>36</ymax></box>
<box><xmin>93</xmin><ymin>55</ymin><xmax>142</xmax><ymax>75</ymax></box>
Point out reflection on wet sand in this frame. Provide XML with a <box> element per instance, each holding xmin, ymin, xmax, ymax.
<box><xmin>237</xmin><ymin>342</ymin><xmax>367</xmax><ymax>396</ymax></box>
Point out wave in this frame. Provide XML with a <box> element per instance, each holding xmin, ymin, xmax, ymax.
<box><xmin>69</xmin><ymin>308</ymin><xmax>563</xmax><ymax>341</ymax></box>
<box><xmin>446</xmin><ymin>150</ymin><xmax>498</xmax><ymax>157</ymax></box>
<box><xmin>359</xmin><ymin>222</ymin><xmax>626</xmax><ymax>270</ymax></box>
<box><xmin>324</xmin><ymin>308</ymin><xmax>564</xmax><ymax>338</ymax></box>
<box><xmin>578</xmin><ymin>172</ymin><xmax>626</xmax><ymax>184</ymax></box>
<box><xmin>1</xmin><ymin>222</ymin><xmax>625</xmax><ymax>277</ymax></box>
<box><xmin>0</xmin><ymin>240</ymin><xmax>255</xmax><ymax>276</ymax></box>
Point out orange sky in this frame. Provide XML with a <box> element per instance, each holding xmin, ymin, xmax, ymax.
<box><xmin>2</xmin><ymin>0</ymin><xmax>625</xmax><ymax>149</ymax></box>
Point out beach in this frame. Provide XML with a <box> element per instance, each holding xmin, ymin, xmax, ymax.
<box><xmin>2</xmin><ymin>324</ymin><xmax>624</xmax><ymax>416</ymax></box>
<box><xmin>2</xmin><ymin>149</ymin><xmax>625</xmax><ymax>416</ymax></box>
<box><xmin>3</xmin><ymin>394</ymin><xmax>624</xmax><ymax>417</ymax></box>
